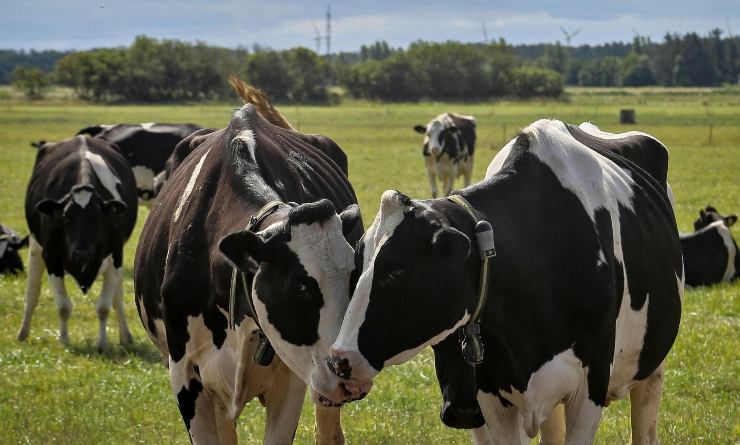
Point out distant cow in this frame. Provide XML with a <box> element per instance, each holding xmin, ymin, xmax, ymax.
<box><xmin>134</xmin><ymin>80</ymin><xmax>362</xmax><ymax>444</ymax></box>
<box><xmin>17</xmin><ymin>135</ymin><xmax>137</xmax><ymax>350</ymax></box>
<box><xmin>78</xmin><ymin>122</ymin><xmax>201</xmax><ymax>204</ymax></box>
<box><xmin>325</xmin><ymin>119</ymin><xmax>682</xmax><ymax>445</ymax></box>
<box><xmin>414</xmin><ymin>113</ymin><xmax>476</xmax><ymax>198</ymax></box>
<box><xmin>681</xmin><ymin>206</ymin><xmax>738</xmax><ymax>286</ymax></box>
<box><xmin>0</xmin><ymin>224</ymin><xmax>28</xmax><ymax>274</ymax></box>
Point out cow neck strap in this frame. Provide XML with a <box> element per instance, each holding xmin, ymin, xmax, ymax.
<box><xmin>228</xmin><ymin>200</ymin><xmax>283</xmax><ymax>366</ymax></box>
<box><xmin>447</xmin><ymin>194</ymin><xmax>496</xmax><ymax>366</ymax></box>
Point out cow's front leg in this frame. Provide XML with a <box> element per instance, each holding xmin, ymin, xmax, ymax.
<box><xmin>264</xmin><ymin>369</ymin><xmax>306</xmax><ymax>445</ymax></box>
<box><xmin>314</xmin><ymin>406</ymin><xmax>345</xmax><ymax>445</ymax></box>
<box><xmin>463</xmin><ymin>156</ymin><xmax>474</xmax><ymax>186</ymax></box>
<box><xmin>539</xmin><ymin>403</ymin><xmax>565</xmax><ymax>445</ymax></box>
<box><xmin>470</xmin><ymin>425</ymin><xmax>493</xmax><ymax>445</ymax></box>
<box><xmin>96</xmin><ymin>256</ymin><xmax>119</xmax><ymax>351</ymax></box>
<box><xmin>17</xmin><ymin>236</ymin><xmax>45</xmax><ymax>341</ymax></box>
<box><xmin>563</xmin><ymin>381</ymin><xmax>603</xmax><ymax>445</ymax></box>
<box><xmin>49</xmin><ymin>273</ymin><xmax>73</xmax><ymax>345</ymax></box>
<box><xmin>426</xmin><ymin>167</ymin><xmax>439</xmax><ymax>198</ymax></box>
<box><xmin>111</xmin><ymin>264</ymin><xmax>133</xmax><ymax>345</ymax></box>
<box><xmin>478</xmin><ymin>391</ymin><xmax>529</xmax><ymax>445</ymax></box>
<box><xmin>630</xmin><ymin>363</ymin><xmax>664</xmax><ymax>445</ymax></box>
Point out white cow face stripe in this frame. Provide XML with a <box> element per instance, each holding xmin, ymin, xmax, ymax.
<box><xmin>234</xmin><ymin>129</ymin><xmax>256</xmax><ymax>160</ymax></box>
<box><xmin>79</xmin><ymin>136</ymin><xmax>122</xmax><ymax>201</ymax></box>
<box><xmin>72</xmin><ymin>189</ymin><xmax>93</xmax><ymax>208</ymax></box>
<box><xmin>174</xmin><ymin>148</ymin><xmax>211</xmax><ymax>222</ymax></box>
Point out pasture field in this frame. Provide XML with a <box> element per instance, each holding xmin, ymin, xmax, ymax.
<box><xmin>0</xmin><ymin>89</ymin><xmax>738</xmax><ymax>444</ymax></box>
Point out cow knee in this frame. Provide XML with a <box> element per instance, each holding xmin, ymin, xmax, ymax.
<box><xmin>58</xmin><ymin>304</ymin><xmax>72</xmax><ymax>321</ymax></box>
<box><xmin>96</xmin><ymin>305</ymin><xmax>110</xmax><ymax>321</ymax></box>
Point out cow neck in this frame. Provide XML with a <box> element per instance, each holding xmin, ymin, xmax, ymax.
<box><xmin>228</xmin><ymin>199</ymin><xmax>284</xmax><ymax>366</ymax></box>
<box><xmin>446</xmin><ymin>194</ymin><xmax>496</xmax><ymax>366</ymax></box>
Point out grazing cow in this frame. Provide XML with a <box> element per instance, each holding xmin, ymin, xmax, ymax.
<box><xmin>0</xmin><ymin>223</ymin><xmax>28</xmax><ymax>274</ymax></box>
<box><xmin>78</xmin><ymin>122</ymin><xmax>202</xmax><ymax>204</ymax></box>
<box><xmin>134</xmin><ymin>81</ymin><xmax>362</xmax><ymax>444</ymax></box>
<box><xmin>680</xmin><ymin>206</ymin><xmax>738</xmax><ymax>286</ymax></box>
<box><xmin>414</xmin><ymin>113</ymin><xmax>476</xmax><ymax>198</ymax></box>
<box><xmin>17</xmin><ymin>135</ymin><xmax>137</xmax><ymax>350</ymax></box>
<box><xmin>324</xmin><ymin>119</ymin><xmax>683</xmax><ymax>445</ymax></box>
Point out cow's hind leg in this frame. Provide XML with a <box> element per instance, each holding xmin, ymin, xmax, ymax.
<box><xmin>630</xmin><ymin>363</ymin><xmax>664</xmax><ymax>445</ymax></box>
<box><xmin>95</xmin><ymin>257</ymin><xmax>119</xmax><ymax>351</ymax></box>
<box><xmin>17</xmin><ymin>237</ymin><xmax>45</xmax><ymax>341</ymax></box>
<box><xmin>170</xmin><ymin>357</ymin><xmax>237</xmax><ymax>445</ymax></box>
<box><xmin>426</xmin><ymin>167</ymin><xmax>439</xmax><ymax>198</ymax></box>
<box><xmin>314</xmin><ymin>406</ymin><xmax>345</xmax><ymax>445</ymax></box>
<box><xmin>539</xmin><ymin>403</ymin><xmax>565</xmax><ymax>445</ymax></box>
<box><xmin>112</xmin><ymin>268</ymin><xmax>133</xmax><ymax>345</ymax></box>
<box><xmin>264</xmin><ymin>370</ymin><xmax>306</xmax><ymax>444</ymax></box>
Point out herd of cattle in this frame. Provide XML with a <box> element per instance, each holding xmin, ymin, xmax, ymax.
<box><xmin>1</xmin><ymin>79</ymin><xmax>738</xmax><ymax>444</ymax></box>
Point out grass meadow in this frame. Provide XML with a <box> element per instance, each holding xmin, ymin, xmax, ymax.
<box><xmin>0</xmin><ymin>87</ymin><xmax>738</xmax><ymax>443</ymax></box>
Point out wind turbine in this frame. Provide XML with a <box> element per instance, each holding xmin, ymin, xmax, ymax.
<box><xmin>559</xmin><ymin>26</ymin><xmax>581</xmax><ymax>47</ymax></box>
<box><xmin>312</xmin><ymin>22</ymin><xmax>324</xmax><ymax>54</ymax></box>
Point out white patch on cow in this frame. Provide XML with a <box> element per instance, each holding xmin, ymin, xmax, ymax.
<box><xmin>131</xmin><ymin>165</ymin><xmax>156</xmax><ymax>195</ymax></box>
<box><xmin>713</xmin><ymin>220</ymin><xmax>738</xmax><ymax>281</ymax></box>
<box><xmin>485</xmin><ymin>137</ymin><xmax>518</xmax><ymax>179</ymax></box>
<box><xmin>81</xmin><ymin>138</ymin><xmax>122</xmax><ymax>200</ymax></box>
<box><xmin>0</xmin><ymin>239</ymin><xmax>7</xmax><ymax>258</ymax></box>
<box><xmin>72</xmin><ymin>189</ymin><xmax>93</xmax><ymax>208</ymax></box>
<box><xmin>596</xmin><ymin>249</ymin><xmax>607</xmax><ymax>267</ymax></box>
<box><xmin>578</xmin><ymin>121</ymin><xmax>665</xmax><ymax>145</ymax></box>
<box><xmin>173</xmin><ymin>148</ymin><xmax>211</xmax><ymax>222</ymax></box>
<box><xmin>235</xmin><ymin>129</ymin><xmax>256</xmax><ymax>160</ymax></box>
<box><xmin>608</xmin><ymin>291</ymin><xmax>650</xmax><ymax>401</ymax></box>
<box><xmin>141</xmin><ymin>122</ymin><xmax>156</xmax><ymax>130</ymax></box>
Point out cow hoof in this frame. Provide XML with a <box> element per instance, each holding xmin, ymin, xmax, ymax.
<box><xmin>96</xmin><ymin>341</ymin><xmax>109</xmax><ymax>353</ymax></box>
<box><xmin>16</xmin><ymin>329</ymin><xmax>29</xmax><ymax>342</ymax></box>
<box><xmin>120</xmin><ymin>332</ymin><xmax>134</xmax><ymax>345</ymax></box>
<box><xmin>58</xmin><ymin>334</ymin><xmax>70</xmax><ymax>346</ymax></box>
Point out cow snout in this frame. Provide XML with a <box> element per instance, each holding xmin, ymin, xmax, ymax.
<box><xmin>440</xmin><ymin>400</ymin><xmax>486</xmax><ymax>429</ymax></box>
<box><xmin>326</xmin><ymin>355</ymin><xmax>352</xmax><ymax>380</ymax></box>
<box><xmin>429</xmin><ymin>145</ymin><xmax>442</xmax><ymax>156</ymax></box>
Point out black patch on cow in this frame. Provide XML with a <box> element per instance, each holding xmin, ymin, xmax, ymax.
<box><xmin>288</xmin><ymin>199</ymin><xmax>335</xmax><ymax>226</ymax></box>
<box><xmin>176</xmin><ymin>378</ymin><xmax>203</xmax><ymax>430</ymax></box>
<box><xmin>681</xmin><ymin>225</ymin><xmax>733</xmax><ymax>286</ymax></box>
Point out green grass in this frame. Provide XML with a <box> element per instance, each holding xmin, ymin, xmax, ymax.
<box><xmin>0</xmin><ymin>89</ymin><xmax>738</xmax><ymax>444</ymax></box>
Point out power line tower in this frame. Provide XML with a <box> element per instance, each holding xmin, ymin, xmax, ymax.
<box><xmin>312</xmin><ymin>22</ymin><xmax>324</xmax><ymax>54</ymax></box>
<box><xmin>481</xmin><ymin>21</ymin><xmax>489</xmax><ymax>44</ymax></box>
<box><xmin>326</xmin><ymin>5</ymin><xmax>332</xmax><ymax>58</ymax></box>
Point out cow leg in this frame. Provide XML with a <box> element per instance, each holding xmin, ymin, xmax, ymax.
<box><xmin>478</xmin><ymin>391</ymin><xmax>528</xmax><ymax>445</ymax></box>
<box><xmin>464</xmin><ymin>156</ymin><xmax>474</xmax><ymax>187</ymax></box>
<box><xmin>17</xmin><ymin>237</ymin><xmax>45</xmax><ymax>341</ymax></box>
<box><xmin>427</xmin><ymin>168</ymin><xmax>439</xmax><ymax>198</ymax></box>
<box><xmin>539</xmin><ymin>404</ymin><xmax>566</xmax><ymax>445</ymax></box>
<box><xmin>49</xmin><ymin>273</ymin><xmax>73</xmax><ymax>345</ymax></box>
<box><xmin>314</xmin><ymin>406</ymin><xmax>345</xmax><ymax>445</ymax></box>
<box><xmin>470</xmin><ymin>426</ymin><xmax>493</xmax><ymax>445</ymax></box>
<box><xmin>563</xmin><ymin>384</ymin><xmax>602</xmax><ymax>445</ymax></box>
<box><xmin>263</xmin><ymin>370</ymin><xmax>306</xmax><ymax>444</ymax></box>
<box><xmin>112</xmin><ymin>268</ymin><xmax>133</xmax><ymax>345</ymax></box>
<box><xmin>95</xmin><ymin>257</ymin><xmax>119</xmax><ymax>351</ymax></box>
<box><xmin>630</xmin><ymin>363</ymin><xmax>664</xmax><ymax>445</ymax></box>
<box><xmin>170</xmin><ymin>357</ymin><xmax>237</xmax><ymax>445</ymax></box>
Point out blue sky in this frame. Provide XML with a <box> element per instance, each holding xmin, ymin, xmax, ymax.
<box><xmin>1</xmin><ymin>0</ymin><xmax>738</xmax><ymax>51</ymax></box>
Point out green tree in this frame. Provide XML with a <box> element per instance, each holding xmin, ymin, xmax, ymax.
<box><xmin>11</xmin><ymin>66</ymin><xmax>51</xmax><ymax>99</ymax></box>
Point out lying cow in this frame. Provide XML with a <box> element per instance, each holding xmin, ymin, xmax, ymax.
<box><xmin>134</xmin><ymin>80</ymin><xmax>362</xmax><ymax>444</ymax></box>
<box><xmin>681</xmin><ymin>206</ymin><xmax>738</xmax><ymax>286</ymax></box>
<box><xmin>17</xmin><ymin>135</ymin><xmax>137</xmax><ymax>350</ymax></box>
<box><xmin>324</xmin><ymin>119</ymin><xmax>683</xmax><ymax>445</ymax></box>
<box><xmin>0</xmin><ymin>223</ymin><xmax>28</xmax><ymax>274</ymax></box>
<box><xmin>78</xmin><ymin>122</ymin><xmax>202</xmax><ymax>204</ymax></box>
<box><xmin>414</xmin><ymin>113</ymin><xmax>476</xmax><ymax>198</ymax></box>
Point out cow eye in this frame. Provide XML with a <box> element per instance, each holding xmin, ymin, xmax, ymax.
<box><xmin>296</xmin><ymin>283</ymin><xmax>308</xmax><ymax>294</ymax></box>
<box><xmin>380</xmin><ymin>269</ymin><xmax>405</xmax><ymax>286</ymax></box>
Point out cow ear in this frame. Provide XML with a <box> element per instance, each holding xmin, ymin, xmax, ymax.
<box><xmin>219</xmin><ymin>230</ymin><xmax>270</xmax><ymax>271</ymax></box>
<box><xmin>340</xmin><ymin>204</ymin><xmax>361</xmax><ymax>239</ymax></box>
<box><xmin>725</xmin><ymin>215</ymin><xmax>737</xmax><ymax>227</ymax></box>
<box><xmin>36</xmin><ymin>199</ymin><xmax>64</xmax><ymax>217</ymax></box>
<box><xmin>432</xmin><ymin>227</ymin><xmax>471</xmax><ymax>268</ymax></box>
<box><xmin>103</xmin><ymin>200</ymin><xmax>127</xmax><ymax>215</ymax></box>
<box><xmin>414</xmin><ymin>125</ymin><xmax>427</xmax><ymax>134</ymax></box>
<box><xmin>699</xmin><ymin>209</ymin><xmax>706</xmax><ymax>218</ymax></box>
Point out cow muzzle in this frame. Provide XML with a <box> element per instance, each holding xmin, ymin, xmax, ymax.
<box><xmin>440</xmin><ymin>399</ymin><xmax>486</xmax><ymax>429</ymax></box>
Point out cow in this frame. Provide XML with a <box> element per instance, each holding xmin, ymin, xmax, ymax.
<box><xmin>0</xmin><ymin>223</ymin><xmax>28</xmax><ymax>274</ymax></box>
<box><xmin>414</xmin><ymin>113</ymin><xmax>476</xmax><ymax>198</ymax></box>
<box><xmin>134</xmin><ymin>79</ymin><xmax>363</xmax><ymax>444</ymax></box>
<box><xmin>78</xmin><ymin>122</ymin><xmax>202</xmax><ymax>205</ymax></box>
<box><xmin>322</xmin><ymin>119</ymin><xmax>683</xmax><ymax>445</ymax></box>
<box><xmin>680</xmin><ymin>206</ymin><xmax>738</xmax><ymax>286</ymax></box>
<box><xmin>17</xmin><ymin>135</ymin><xmax>138</xmax><ymax>351</ymax></box>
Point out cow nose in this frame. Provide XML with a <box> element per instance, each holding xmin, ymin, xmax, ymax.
<box><xmin>326</xmin><ymin>354</ymin><xmax>352</xmax><ymax>380</ymax></box>
<box><xmin>73</xmin><ymin>249</ymin><xmax>93</xmax><ymax>262</ymax></box>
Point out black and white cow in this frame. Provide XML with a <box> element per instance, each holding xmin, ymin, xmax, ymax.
<box><xmin>78</xmin><ymin>122</ymin><xmax>201</xmax><ymax>204</ymax></box>
<box><xmin>134</xmin><ymin>95</ymin><xmax>363</xmax><ymax>443</ymax></box>
<box><xmin>322</xmin><ymin>119</ymin><xmax>683</xmax><ymax>444</ymax></box>
<box><xmin>414</xmin><ymin>113</ymin><xmax>476</xmax><ymax>198</ymax></box>
<box><xmin>17</xmin><ymin>135</ymin><xmax>138</xmax><ymax>350</ymax></box>
<box><xmin>0</xmin><ymin>223</ymin><xmax>28</xmax><ymax>274</ymax></box>
<box><xmin>680</xmin><ymin>206</ymin><xmax>738</xmax><ymax>286</ymax></box>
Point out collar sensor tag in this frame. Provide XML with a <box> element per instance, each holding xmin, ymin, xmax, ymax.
<box><xmin>474</xmin><ymin>220</ymin><xmax>496</xmax><ymax>258</ymax></box>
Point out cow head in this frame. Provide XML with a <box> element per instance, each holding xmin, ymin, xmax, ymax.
<box><xmin>0</xmin><ymin>225</ymin><xmax>28</xmax><ymax>274</ymax></box>
<box><xmin>318</xmin><ymin>190</ymin><xmax>478</xmax><ymax>404</ymax></box>
<box><xmin>695</xmin><ymin>205</ymin><xmax>737</xmax><ymax>231</ymax></box>
<box><xmin>219</xmin><ymin>199</ymin><xmax>363</xmax><ymax>406</ymax></box>
<box><xmin>36</xmin><ymin>184</ymin><xmax>127</xmax><ymax>291</ymax></box>
<box><xmin>414</xmin><ymin>115</ymin><xmax>459</xmax><ymax>158</ymax></box>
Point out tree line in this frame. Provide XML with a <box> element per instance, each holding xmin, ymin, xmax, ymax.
<box><xmin>6</xmin><ymin>30</ymin><xmax>739</xmax><ymax>102</ymax></box>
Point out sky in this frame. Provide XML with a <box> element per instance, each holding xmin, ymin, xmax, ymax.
<box><xmin>1</xmin><ymin>0</ymin><xmax>738</xmax><ymax>52</ymax></box>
